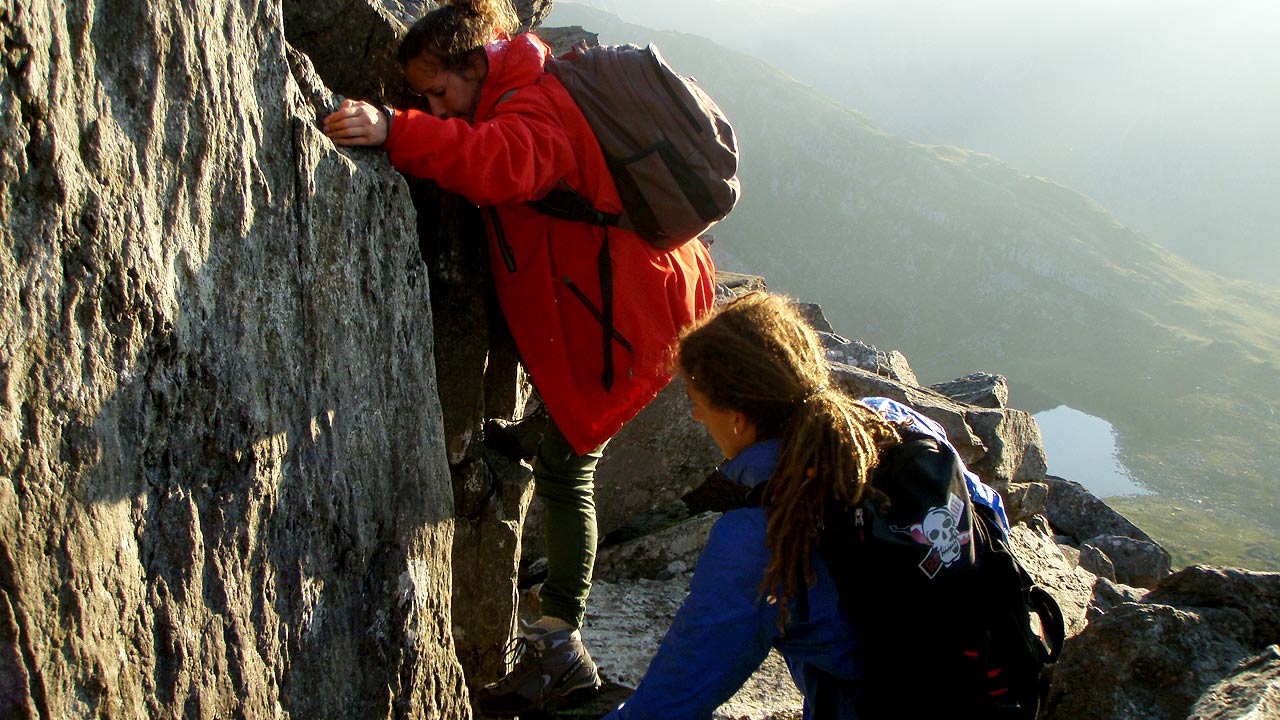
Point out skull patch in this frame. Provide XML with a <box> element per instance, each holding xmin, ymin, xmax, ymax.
<box><xmin>891</xmin><ymin>493</ymin><xmax>973</xmax><ymax>578</ymax></box>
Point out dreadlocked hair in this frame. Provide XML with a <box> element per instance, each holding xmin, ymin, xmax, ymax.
<box><xmin>398</xmin><ymin>0</ymin><xmax>520</xmax><ymax>71</ymax></box>
<box><xmin>678</xmin><ymin>292</ymin><xmax>902</xmax><ymax>630</ymax></box>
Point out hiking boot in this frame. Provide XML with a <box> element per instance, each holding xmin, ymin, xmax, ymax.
<box><xmin>474</xmin><ymin>622</ymin><xmax>602</xmax><ymax>717</ymax></box>
<box><xmin>483</xmin><ymin>415</ymin><xmax>546</xmax><ymax>462</ymax></box>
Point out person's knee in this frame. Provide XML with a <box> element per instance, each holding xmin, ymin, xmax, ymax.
<box><xmin>533</xmin><ymin>448</ymin><xmax>597</xmax><ymax>498</ymax></box>
<box><xmin>533</xmin><ymin>468</ymin><xmax>597</xmax><ymax>509</ymax></box>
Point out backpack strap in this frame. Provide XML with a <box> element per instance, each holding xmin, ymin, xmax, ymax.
<box><xmin>528</xmin><ymin>184</ymin><xmax>626</xmax><ymax>392</ymax></box>
<box><xmin>597</xmin><ymin>228</ymin><xmax>615</xmax><ymax>391</ymax></box>
<box><xmin>1030</xmin><ymin>585</ymin><xmax>1066</xmax><ymax>662</ymax></box>
<box><xmin>683</xmin><ymin>470</ymin><xmax>753</xmax><ymax>513</ymax></box>
<box><xmin>744</xmin><ymin>478</ymin><xmax>812</xmax><ymax>623</ymax></box>
<box><xmin>527</xmin><ymin>186</ymin><xmax>621</xmax><ymax>228</ymax></box>
<box><xmin>971</xmin><ymin>502</ymin><xmax>1066</xmax><ymax>665</ymax></box>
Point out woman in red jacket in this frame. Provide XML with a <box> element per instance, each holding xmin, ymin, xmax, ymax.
<box><xmin>323</xmin><ymin>0</ymin><xmax>717</xmax><ymax>714</ymax></box>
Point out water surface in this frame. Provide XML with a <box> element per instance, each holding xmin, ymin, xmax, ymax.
<box><xmin>1033</xmin><ymin>405</ymin><xmax>1150</xmax><ymax>498</ymax></box>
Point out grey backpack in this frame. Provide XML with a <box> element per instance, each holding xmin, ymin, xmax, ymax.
<box><xmin>530</xmin><ymin>42</ymin><xmax>741</xmax><ymax>249</ymax></box>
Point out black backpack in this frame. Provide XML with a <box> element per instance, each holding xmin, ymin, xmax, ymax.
<box><xmin>819</xmin><ymin>432</ymin><xmax>1066</xmax><ymax>718</ymax></box>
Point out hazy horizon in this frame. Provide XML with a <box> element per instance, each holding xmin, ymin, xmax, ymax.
<box><xmin>562</xmin><ymin>0</ymin><xmax>1280</xmax><ymax>286</ymax></box>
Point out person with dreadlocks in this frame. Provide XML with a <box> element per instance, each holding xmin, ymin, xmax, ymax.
<box><xmin>321</xmin><ymin>0</ymin><xmax>716</xmax><ymax>716</ymax></box>
<box><xmin>602</xmin><ymin>292</ymin><xmax>1007</xmax><ymax>720</ymax></box>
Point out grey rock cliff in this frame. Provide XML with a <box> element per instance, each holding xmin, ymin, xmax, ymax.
<box><xmin>1</xmin><ymin>1</ymin><xmax>466</xmax><ymax>717</ymax></box>
<box><xmin>285</xmin><ymin>0</ymin><xmax>555</xmax><ymax>709</ymax></box>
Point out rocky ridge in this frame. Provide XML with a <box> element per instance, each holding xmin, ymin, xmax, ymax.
<box><xmin>2</xmin><ymin>1</ymin><xmax>1276</xmax><ymax>719</ymax></box>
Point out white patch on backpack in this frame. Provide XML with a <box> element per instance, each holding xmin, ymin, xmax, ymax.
<box><xmin>890</xmin><ymin>493</ymin><xmax>972</xmax><ymax>578</ymax></box>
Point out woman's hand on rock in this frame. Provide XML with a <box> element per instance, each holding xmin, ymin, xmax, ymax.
<box><xmin>323</xmin><ymin>99</ymin><xmax>390</xmax><ymax>147</ymax></box>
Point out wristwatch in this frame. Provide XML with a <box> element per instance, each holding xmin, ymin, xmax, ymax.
<box><xmin>379</xmin><ymin>104</ymin><xmax>396</xmax><ymax>141</ymax></box>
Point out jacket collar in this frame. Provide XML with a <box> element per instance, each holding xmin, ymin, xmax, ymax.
<box><xmin>716</xmin><ymin>439</ymin><xmax>781</xmax><ymax>490</ymax></box>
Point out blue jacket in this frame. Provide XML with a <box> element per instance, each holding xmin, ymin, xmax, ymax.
<box><xmin>603</xmin><ymin>397</ymin><xmax>1009</xmax><ymax>720</ymax></box>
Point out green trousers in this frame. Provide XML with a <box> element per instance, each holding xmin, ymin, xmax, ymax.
<box><xmin>533</xmin><ymin>419</ymin><xmax>607</xmax><ymax>629</ymax></box>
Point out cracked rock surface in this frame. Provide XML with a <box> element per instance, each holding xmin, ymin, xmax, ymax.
<box><xmin>1</xmin><ymin>1</ymin><xmax>464</xmax><ymax>717</ymax></box>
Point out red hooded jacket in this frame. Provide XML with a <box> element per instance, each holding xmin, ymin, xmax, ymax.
<box><xmin>383</xmin><ymin>34</ymin><xmax>718</xmax><ymax>454</ymax></box>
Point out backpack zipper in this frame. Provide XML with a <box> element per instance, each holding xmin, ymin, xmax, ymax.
<box><xmin>855</xmin><ymin>507</ymin><xmax>866</xmax><ymax>542</ymax></box>
<box><xmin>487</xmin><ymin>208</ymin><xmax>517</xmax><ymax>273</ymax></box>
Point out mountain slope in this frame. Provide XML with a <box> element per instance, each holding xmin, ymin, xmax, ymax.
<box><xmin>563</xmin><ymin>0</ymin><xmax>1280</xmax><ymax>286</ymax></box>
<box><xmin>545</xmin><ymin>5</ymin><xmax>1280</xmax><ymax>568</ymax></box>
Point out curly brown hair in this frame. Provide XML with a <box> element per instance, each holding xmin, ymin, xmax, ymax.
<box><xmin>398</xmin><ymin>0</ymin><xmax>520</xmax><ymax>71</ymax></box>
<box><xmin>678</xmin><ymin>292</ymin><xmax>902</xmax><ymax>629</ymax></box>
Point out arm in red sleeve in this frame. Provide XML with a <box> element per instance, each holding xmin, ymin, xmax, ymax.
<box><xmin>382</xmin><ymin>87</ymin><xmax>578</xmax><ymax>207</ymax></box>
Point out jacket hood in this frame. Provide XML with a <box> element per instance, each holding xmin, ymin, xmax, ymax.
<box><xmin>477</xmin><ymin>33</ymin><xmax>551</xmax><ymax>119</ymax></box>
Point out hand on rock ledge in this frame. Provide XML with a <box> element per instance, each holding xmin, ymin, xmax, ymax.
<box><xmin>323</xmin><ymin>99</ymin><xmax>389</xmax><ymax>147</ymax></box>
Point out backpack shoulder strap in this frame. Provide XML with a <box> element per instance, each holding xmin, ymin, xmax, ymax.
<box><xmin>972</xmin><ymin>502</ymin><xmax>1067</xmax><ymax>663</ymax></box>
<box><xmin>526</xmin><ymin>184</ymin><xmax>621</xmax><ymax>228</ymax></box>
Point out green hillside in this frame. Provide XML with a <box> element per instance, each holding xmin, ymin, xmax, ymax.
<box><xmin>546</xmin><ymin>6</ymin><xmax>1280</xmax><ymax>569</ymax></box>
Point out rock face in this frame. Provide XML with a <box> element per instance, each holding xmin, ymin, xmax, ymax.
<box><xmin>1187</xmin><ymin>645</ymin><xmax>1280</xmax><ymax>719</ymax></box>
<box><xmin>1</xmin><ymin>1</ymin><xmax>468</xmax><ymax>717</ymax></box>
<box><xmin>1045</xmin><ymin>567</ymin><xmax>1280</xmax><ymax>720</ymax></box>
<box><xmin>285</xmin><ymin>0</ymin><xmax>553</xmax><ymax>706</ymax></box>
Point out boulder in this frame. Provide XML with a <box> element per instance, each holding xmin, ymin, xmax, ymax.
<box><xmin>1187</xmin><ymin>645</ymin><xmax>1280</xmax><ymax>719</ymax></box>
<box><xmin>1045</xmin><ymin>604</ymin><xmax>1255</xmax><ymax>720</ymax></box>
<box><xmin>283</xmin><ymin>0</ymin><xmax>410</xmax><ymax>102</ymax></box>
<box><xmin>540</xmin><ymin>25</ymin><xmax>601</xmax><ymax>54</ymax></box>
<box><xmin>830</xmin><ymin>364</ymin><xmax>1047</xmax><ymax>491</ymax></box>
<box><xmin>1008</xmin><ymin>526</ymin><xmax>1096</xmax><ymax>637</ymax></box>
<box><xmin>793</xmin><ymin>303</ymin><xmax>918</xmax><ymax>385</ymax></box>
<box><xmin>1084</xmin><ymin>534</ymin><xmax>1173</xmax><ymax>589</ymax></box>
<box><xmin>930</xmin><ymin>372</ymin><xmax>1010</xmax><ymax>409</ymax></box>
<box><xmin>1079</xmin><ymin>542</ymin><xmax>1118</xmax><ymax>582</ymax></box>
<box><xmin>1042</xmin><ymin>475</ymin><xmax>1158</xmax><ymax>545</ymax></box>
<box><xmin>831</xmin><ymin>365</ymin><xmax>987</xmax><ymax>463</ymax></box>
<box><xmin>1058</xmin><ymin>543</ymin><xmax>1083</xmax><ymax>568</ymax></box>
<box><xmin>594</xmin><ymin>513</ymin><xmax>719</xmax><ymax>583</ymax></box>
<box><xmin>517</xmin><ymin>0</ymin><xmax>558</xmax><ymax>32</ymax></box>
<box><xmin>822</xmin><ymin>335</ymin><xmax>919</xmax><ymax>386</ymax></box>
<box><xmin>1142</xmin><ymin>566</ymin><xmax>1280</xmax><ymax>649</ymax></box>
<box><xmin>962</xmin><ymin>406</ymin><xmax>1048</xmax><ymax>487</ymax></box>
<box><xmin>1045</xmin><ymin>566</ymin><xmax>1280</xmax><ymax>719</ymax></box>
<box><xmin>1087</xmin><ymin>577</ymin><xmax>1147</xmax><ymax>621</ymax></box>
<box><xmin>281</xmin><ymin>0</ymin><xmax>555</xmax><ymax>104</ymax></box>
<box><xmin>1003</xmin><ymin>481</ymin><xmax>1050</xmax><ymax>524</ymax></box>
<box><xmin>715</xmin><ymin>270</ymin><xmax>768</xmax><ymax>299</ymax></box>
